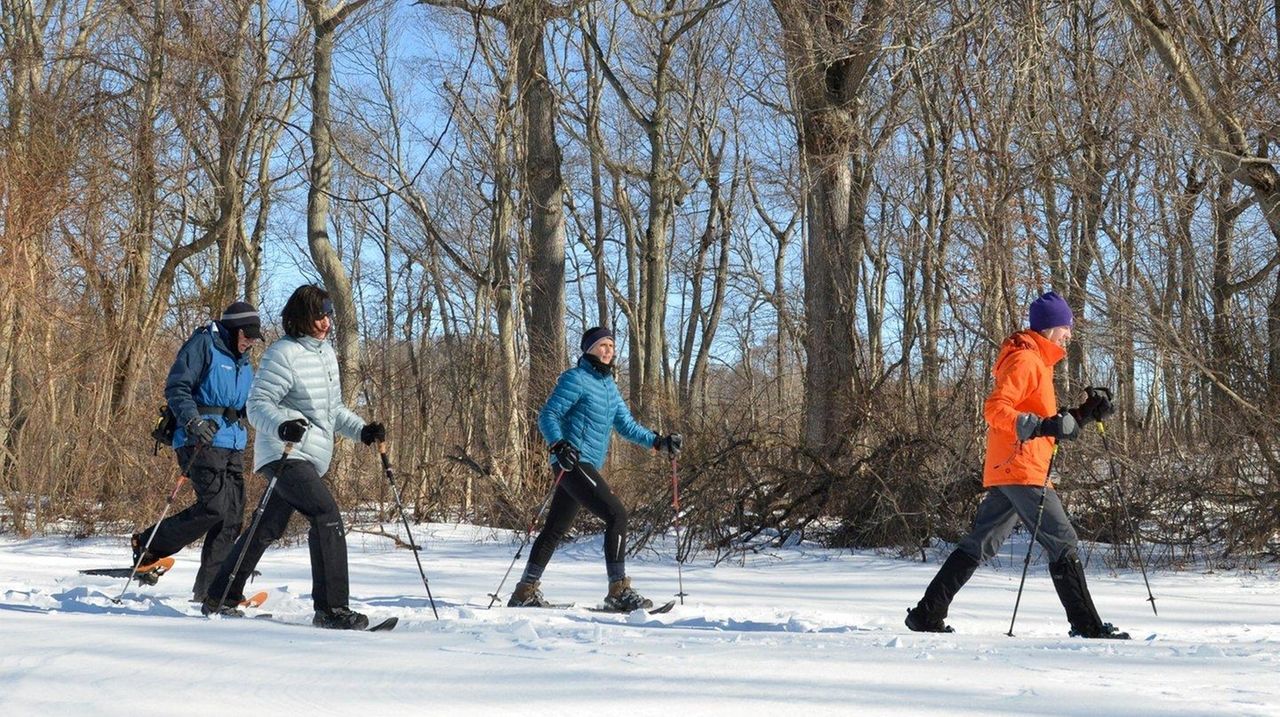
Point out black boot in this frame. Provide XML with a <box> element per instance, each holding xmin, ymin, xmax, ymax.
<box><xmin>1049</xmin><ymin>554</ymin><xmax>1130</xmax><ymax>640</ymax></box>
<box><xmin>905</xmin><ymin>550</ymin><xmax>980</xmax><ymax>633</ymax></box>
<box><xmin>201</xmin><ymin>598</ymin><xmax>244</xmax><ymax>618</ymax></box>
<box><xmin>313</xmin><ymin>607</ymin><xmax>370</xmax><ymax>630</ymax></box>
<box><xmin>131</xmin><ymin>533</ymin><xmax>162</xmax><ymax>571</ymax></box>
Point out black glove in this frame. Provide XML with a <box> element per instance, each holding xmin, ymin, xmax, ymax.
<box><xmin>1037</xmin><ymin>412</ymin><xmax>1081</xmax><ymax>441</ymax></box>
<box><xmin>1070</xmin><ymin>387</ymin><xmax>1115</xmax><ymax>427</ymax></box>
<box><xmin>654</xmin><ymin>433</ymin><xmax>683</xmax><ymax>455</ymax></box>
<box><xmin>277</xmin><ymin>418</ymin><xmax>309</xmax><ymax>443</ymax></box>
<box><xmin>186</xmin><ymin>417</ymin><xmax>218</xmax><ymax>445</ymax></box>
<box><xmin>1016</xmin><ymin>412</ymin><xmax>1080</xmax><ymax>442</ymax></box>
<box><xmin>360</xmin><ymin>422</ymin><xmax>386</xmax><ymax>446</ymax></box>
<box><xmin>549</xmin><ymin>439</ymin><xmax>579</xmax><ymax>472</ymax></box>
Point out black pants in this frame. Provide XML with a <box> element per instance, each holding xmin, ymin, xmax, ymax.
<box><xmin>139</xmin><ymin>446</ymin><xmax>245</xmax><ymax>600</ymax></box>
<box><xmin>208</xmin><ymin>459</ymin><xmax>349</xmax><ymax>611</ymax></box>
<box><xmin>527</xmin><ymin>463</ymin><xmax>628</xmax><ymax>579</ymax></box>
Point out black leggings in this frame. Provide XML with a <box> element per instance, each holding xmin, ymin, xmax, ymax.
<box><xmin>527</xmin><ymin>463</ymin><xmax>628</xmax><ymax>577</ymax></box>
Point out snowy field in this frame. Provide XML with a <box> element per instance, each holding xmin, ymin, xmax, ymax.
<box><xmin>2</xmin><ymin>524</ymin><xmax>1278</xmax><ymax>716</ymax></box>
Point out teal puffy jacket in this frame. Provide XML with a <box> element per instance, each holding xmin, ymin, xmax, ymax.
<box><xmin>538</xmin><ymin>356</ymin><xmax>656</xmax><ymax>470</ymax></box>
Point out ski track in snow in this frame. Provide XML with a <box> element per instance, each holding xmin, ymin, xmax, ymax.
<box><xmin>1</xmin><ymin>526</ymin><xmax>1278</xmax><ymax>716</ymax></box>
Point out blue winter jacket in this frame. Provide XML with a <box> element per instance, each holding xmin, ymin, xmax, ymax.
<box><xmin>538</xmin><ymin>356</ymin><xmax>657</xmax><ymax>470</ymax></box>
<box><xmin>165</xmin><ymin>322</ymin><xmax>253</xmax><ymax>450</ymax></box>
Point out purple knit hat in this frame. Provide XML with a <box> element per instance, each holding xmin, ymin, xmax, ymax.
<box><xmin>1029</xmin><ymin>291</ymin><xmax>1073</xmax><ymax>331</ymax></box>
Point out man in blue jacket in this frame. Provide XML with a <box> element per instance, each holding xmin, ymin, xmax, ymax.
<box><xmin>509</xmin><ymin>326</ymin><xmax>683</xmax><ymax>612</ymax></box>
<box><xmin>132</xmin><ymin>301</ymin><xmax>260</xmax><ymax>602</ymax></box>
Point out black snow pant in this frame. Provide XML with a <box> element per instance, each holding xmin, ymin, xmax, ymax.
<box><xmin>525</xmin><ymin>463</ymin><xmax>629</xmax><ymax>583</ymax></box>
<box><xmin>208</xmin><ymin>458</ymin><xmax>350</xmax><ymax>611</ymax></box>
<box><xmin>138</xmin><ymin>445</ymin><xmax>245</xmax><ymax>600</ymax></box>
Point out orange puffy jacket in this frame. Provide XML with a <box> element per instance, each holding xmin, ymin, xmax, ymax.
<box><xmin>982</xmin><ymin>329</ymin><xmax>1065</xmax><ymax>488</ymax></box>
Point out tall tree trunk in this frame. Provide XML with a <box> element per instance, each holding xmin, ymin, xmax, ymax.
<box><xmin>515</xmin><ymin>0</ymin><xmax>568</xmax><ymax>436</ymax></box>
<box><xmin>304</xmin><ymin>0</ymin><xmax>372</xmax><ymax>402</ymax></box>
<box><xmin>771</xmin><ymin>0</ymin><xmax>889</xmax><ymax>459</ymax></box>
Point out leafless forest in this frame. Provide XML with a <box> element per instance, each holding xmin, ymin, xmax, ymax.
<box><xmin>2</xmin><ymin>0</ymin><xmax>1278</xmax><ymax>565</ymax></box>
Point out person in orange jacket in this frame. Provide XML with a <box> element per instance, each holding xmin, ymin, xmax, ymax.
<box><xmin>904</xmin><ymin>291</ymin><xmax>1129</xmax><ymax>639</ymax></box>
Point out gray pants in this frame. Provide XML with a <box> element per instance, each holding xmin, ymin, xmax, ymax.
<box><xmin>956</xmin><ymin>485</ymin><xmax>1079</xmax><ymax>563</ymax></box>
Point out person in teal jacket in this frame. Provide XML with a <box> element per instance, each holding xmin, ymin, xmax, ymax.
<box><xmin>509</xmin><ymin>326</ymin><xmax>682</xmax><ymax>611</ymax></box>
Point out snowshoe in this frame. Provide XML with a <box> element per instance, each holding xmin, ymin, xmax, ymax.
<box><xmin>904</xmin><ymin>607</ymin><xmax>955</xmax><ymax>633</ymax></box>
<box><xmin>507</xmin><ymin>580</ymin><xmax>554</xmax><ymax>608</ymax></box>
<box><xmin>1069</xmin><ymin>622</ymin><xmax>1131</xmax><ymax>640</ymax></box>
<box><xmin>312</xmin><ymin>607</ymin><xmax>370</xmax><ymax>630</ymax></box>
<box><xmin>602</xmin><ymin>577</ymin><xmax>653</xmax><ymax>612</ymax></box>
<box><xmin>81</xmin><ymin>557</ymin><xmax>174</xmax><ymax>585</ymax></box>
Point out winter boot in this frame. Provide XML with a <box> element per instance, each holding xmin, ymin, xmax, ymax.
<box><xmin>313</xmin><ymin>607</ymin><xmax>370</xmax><ymax>630</ymax></box>
<box><xmin>200</xmin><ymin>598</ymin><xmax>244</xmax><ymax>618</ymax></box>
<box><xmin>507</xmin><ymin>580</ymin><xmax>552</xmax><ymax>608</ymax></box>
<box><xmin>905</xmin><ymin>550</ymin><xmax>980</xmax><ymax>633</ymax></box>
<box><xmin>603</xmin><ymin>577</ymin><xmax>653</xmax><ymax>612</ymax></box>
<box><xmin>1049</xmin><ymin>553</ymin><xmax>1130</xmax><ymax>640</ymax></box>
<box><xmin>131</xmin><ymin>533</ymin><xmax>164</xmax><ymax>572</ymax></box>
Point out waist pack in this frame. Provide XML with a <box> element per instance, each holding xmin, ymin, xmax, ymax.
<box><xmin>150</xmin><ymin>404</ymin><xmax>178</xmax><ymax>454</ymax></box>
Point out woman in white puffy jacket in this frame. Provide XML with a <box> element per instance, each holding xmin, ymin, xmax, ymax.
<box><xmin>204</xmin><ymin>284</ymin><xmax>386</xmax><ymax>630</ymax></box>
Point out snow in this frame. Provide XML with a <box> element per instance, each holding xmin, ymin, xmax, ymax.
<box><xmin>2</xmin><ymin>526</ymin><xmax>1279</xmax><ymax>716</ymax></box>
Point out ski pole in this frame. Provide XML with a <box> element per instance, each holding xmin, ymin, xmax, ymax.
<box><xmin>1008</xmin><ymin>445</ymin><xmax>1057</xmax><ymax>637</ymax></box>
<box><xmin>377</xmin><ymin>440</ymin><xmax>439</xmax><ymax>620</ymax></box>
<box><xmin>1097</xmin><ymin>420</ymin><xmax>1158</xmax><ymax>615</ymax></box>
<box><xmin>670</xmin><ymin>456</ymin><xmax>688</xmax><ymax>605</ymax></box>
<box><xmin>212</xmin><ymin>442</ymin><xmax>291</xmax><ymax>613</ymax></box>
<box><xmin>113</xmin><ymin>442</ymin><xmax>205</xmax><ymax>603</ymax></box>
<box><xmin>487</xmin><ymin>466</ymin><xmax>567</xmax><ymax>608</ymax></box>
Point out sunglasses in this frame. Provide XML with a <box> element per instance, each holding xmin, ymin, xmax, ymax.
<box><xmin>320</xmin><ymin>299</ymin><xmax>335</xmax><ymax>319</ymax></box>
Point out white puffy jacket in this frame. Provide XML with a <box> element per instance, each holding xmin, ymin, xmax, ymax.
<box><xmin>247</xmin><ymin>334</ymin><xmax>366</xmax><ymax>474</ymax></box>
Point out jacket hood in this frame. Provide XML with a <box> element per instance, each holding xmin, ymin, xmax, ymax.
<box><xmin>994</xmin><ymin>329</ymin><xmax>1065</xmax><ymax>376</ymax></box>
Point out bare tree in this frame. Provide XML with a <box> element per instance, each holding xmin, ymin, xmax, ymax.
<box><xmin>769</xmin><ymin>0</ymin><xmax>890</xmax><ymax>459</ymax></box>
<box><xmin>304</xmin><ymin>0</ymin><xmax>376</xmax><ymax>401</ymax></box>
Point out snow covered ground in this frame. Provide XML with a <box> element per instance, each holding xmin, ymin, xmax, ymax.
<box><xmin>2</xmin><ymin>524</ymin><xmax>1278</xmax><ymax>716</ymax></box>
